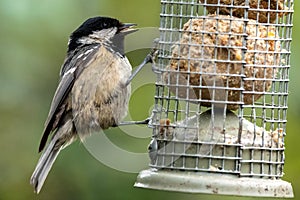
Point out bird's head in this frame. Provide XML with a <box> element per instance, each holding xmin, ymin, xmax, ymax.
<box><xmin>68</xmin><ymin>16</ymin><xmax>137</xmax><ymax>53</ymax></box>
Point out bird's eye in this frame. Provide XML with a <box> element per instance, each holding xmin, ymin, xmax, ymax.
<box><xmin>103</xmin><ymin>22</ymin><xmax>107</xmax><ymax>28</ymax></box>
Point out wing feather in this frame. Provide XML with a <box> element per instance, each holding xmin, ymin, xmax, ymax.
<box><xmin>38</xmin><ymin>44</ymin><xmax>100</xmax><ymax>152</ymax></box>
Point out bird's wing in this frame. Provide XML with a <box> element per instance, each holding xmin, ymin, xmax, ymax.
<box><xmin>38</xmin><ymin>44</ymin><xmax>100</xmax><ymax>152</ymax></box>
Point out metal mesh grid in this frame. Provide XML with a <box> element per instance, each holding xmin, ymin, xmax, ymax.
<box><xmin>149</xmin><ymin>0</ymin><xmax>294</xmax><ymax>179</ymax></box>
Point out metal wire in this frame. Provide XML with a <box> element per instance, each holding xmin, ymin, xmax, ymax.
<box><xmin>150</xmin><ymin>0</ymin><xmax>293</xmax><ymax>179</ymax></box>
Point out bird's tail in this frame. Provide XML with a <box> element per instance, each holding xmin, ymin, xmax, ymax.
<box><xmin>30</xmin><ymin>137</ymin><xmax>62</xmax><ymax>194</ymax></box>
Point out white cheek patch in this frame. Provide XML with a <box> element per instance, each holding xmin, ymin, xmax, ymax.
<box><xmin>91</xmin><ymin>27</ymin><xmax>117</xmax><ymax>40</ymax></box>
<box><xmin>76</xmin><ymin>27</ymin><xmax>118</xmax><ymax>48</ymax></box>
<box><xmin>78</xmin><ymin>37</ymin><xmax>94</xmax><ymax>45</ymax></box>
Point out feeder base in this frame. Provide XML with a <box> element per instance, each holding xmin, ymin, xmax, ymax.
<box><xmin>134</xmin><ymin>168</ymin><xmax>294</xmax><ymax>198</ymax></box>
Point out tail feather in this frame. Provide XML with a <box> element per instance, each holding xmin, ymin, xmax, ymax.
<box><xmin>30</xmin><ymin>138</ymin><xmax>62</xmax><ymax>193</ymax></box>
<box><xmin>31</xmin><ymin>119</ymin><xmax>75</xmax><ymax>193</ymax></box>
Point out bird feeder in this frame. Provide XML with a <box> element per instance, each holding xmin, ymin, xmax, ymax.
<box><xmin>135</xmin><ymin>0</ymin><xmax>294</xmax><ymax>198</ymax></box>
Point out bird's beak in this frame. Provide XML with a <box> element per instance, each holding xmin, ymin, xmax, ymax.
<box><xmin>119</xmin><ymin>23</ymin><xmax>138</xmax><ymax>34</ymax></box>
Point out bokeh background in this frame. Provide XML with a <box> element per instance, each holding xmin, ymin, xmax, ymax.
<box><xmin>0</xmin><ymin>0</ymin><xmax>299</xmax><ymax>199</ymax></box>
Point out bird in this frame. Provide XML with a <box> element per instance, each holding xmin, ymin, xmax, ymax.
<box><xmin>30</xmin><ymin>16</ymin><xmax>137</xmax><ymax>194</ymax></box>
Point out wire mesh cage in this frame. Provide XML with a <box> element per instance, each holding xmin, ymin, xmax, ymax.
<box><xmin>135</xmin><ymin>0</ymin><xmax>294</xmax><ymax>198</ymax></box>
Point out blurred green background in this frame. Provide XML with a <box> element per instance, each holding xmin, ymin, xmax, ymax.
<box><xmin>0</xmin><ymin>0</ymin><xmax>299</xmax><ymax>199</ymax></box>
